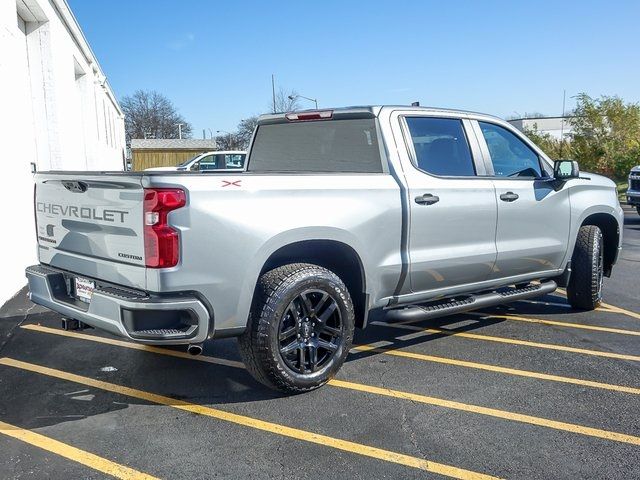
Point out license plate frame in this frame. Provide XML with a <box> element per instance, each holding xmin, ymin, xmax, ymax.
<box><xmin>74</xmin><ymin>276</ymin><xmax>95</xmax><ymax>303</ymax></box>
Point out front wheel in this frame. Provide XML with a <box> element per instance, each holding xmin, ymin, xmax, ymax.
<box><xmin>238</xmin><ymin>263</ymin><xmax>355</xmax><ymax>394</ymax></box>
<box><xmin>567</xmin><ymin>225</ymin><xmax>604</xmax><ymax>310</ymax></box>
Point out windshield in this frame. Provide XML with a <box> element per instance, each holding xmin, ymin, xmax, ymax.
<box><xmin>177</xmin><ymin>154</ymin><xmax>201</xmax><ymax>168</ymax></box>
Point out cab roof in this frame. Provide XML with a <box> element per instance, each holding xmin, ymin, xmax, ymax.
<box><xmin>257</xmin><ymin>105</ymin><xmax>504</xmax><ymax>125</ymax></box>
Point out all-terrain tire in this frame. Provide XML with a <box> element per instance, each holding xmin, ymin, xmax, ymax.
<box><xmin>238</xmin><ymin>263</ymin><xmax>355</xmax><ymax>394</ymax></box>
<box><xmin>567</xmin><ymin>225</ymin><xmax>604</xmax><ymax>310</ymax></box>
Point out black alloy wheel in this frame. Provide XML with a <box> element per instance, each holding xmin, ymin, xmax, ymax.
<box><xmin>278</xmin><ymin>289</ymin><xmax>343</xmax><ymax>374</ymax></box>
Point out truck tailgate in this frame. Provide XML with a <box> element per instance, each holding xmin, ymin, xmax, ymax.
<box><xmin>34</xmin><ymin>173</ymin><xmax>147</xmax><ymax>289</ymax></box>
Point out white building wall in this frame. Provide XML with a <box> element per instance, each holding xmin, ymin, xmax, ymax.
<box><xmin>0</xmin><ymin>0</ymin><xmax>125</xmax><ymax>305</ymax></box>
<box><xmin>508</xmin><ymin>117</ymin><xmax>573</xmax><ymax>140</ymax></box>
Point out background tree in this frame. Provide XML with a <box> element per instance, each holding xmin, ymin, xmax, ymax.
<box><xmin>235</xmin><ymin>116</ymin><xmax>259</xmax><ymax>149</ymax></box>
<box><xmin>523</xmin><ymin>124</ymin><xmax>573</xmax><ymax>160</ymax></box>
<box><xmin>214</xmin><ymin>132</ymin><xmax>238</xmax><ymax>150</ymax></box>
<box><xmin>121</xmin><ymin>90</ymin><xmax>192</xmax><ymax>142</ymax></box>
<box><xmin>569</xmin><ymin>93</ymin><xmax>640</xmax><ymax>178</ymax></box>
<box><xmin>272</xmin><ymin>88</ymin><xmax>301</xmax><ymax>113</ymax></box>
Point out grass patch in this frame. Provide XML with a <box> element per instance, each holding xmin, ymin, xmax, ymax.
<box><xmin>617</xmin><ymin>180</ymin><xmax>628</xmax><ymax>203</ymax></box>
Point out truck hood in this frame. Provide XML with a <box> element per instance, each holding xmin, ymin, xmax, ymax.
<box><xmin>582</xmin><ymin>171</ymin><xmax>616</xmax><ymax>188</ymax></box>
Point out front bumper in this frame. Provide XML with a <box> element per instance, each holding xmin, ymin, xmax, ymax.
<box><xmin>626</xmin><ymin>190</ymin><xmax>640</xmax><ymax>206</ymax></box>
<box><xmin>25</xmin><ymin>264</ymin><xmax>211</xmax><ymax>345</ymax></box>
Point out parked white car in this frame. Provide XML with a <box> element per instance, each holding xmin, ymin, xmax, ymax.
<box><xmin>145</xmin><ymin>150</ymin><xmax>246</xmax><ymax>172</ymax></box>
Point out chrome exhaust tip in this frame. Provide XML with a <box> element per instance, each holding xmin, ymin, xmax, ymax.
<box><xmin>187</xmin><ymin>344</ymin><xmax>203</xmax><ymax>356</ymax></box>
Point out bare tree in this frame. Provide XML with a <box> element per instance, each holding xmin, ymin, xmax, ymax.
<box><xmin>271</xmin><ymin>88</ymin><xmax>301</xmax><ymax>113</ymax></box>
<box><xmin>235</xmin><ymin>116</ymin><xmax>259</xmax><ymax>149</ymax></box>
<box><xmin>214</xmin><ymin>133</ymin><xmax>238</xmax><ymax>150</ymax></box>
<box><xmin>120</xmin><ymin>90</ymin><xmax>192</xmax><ymax>142</ymax></box>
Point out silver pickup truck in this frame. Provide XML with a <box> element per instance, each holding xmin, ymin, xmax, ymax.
<box><xmin>27</xmin><ymin>105</ymin><xmax>623</xmax><ymax>393</ymax></box>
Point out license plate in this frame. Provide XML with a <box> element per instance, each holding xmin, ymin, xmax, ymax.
<box><xmin>74</xmin><ymin>277</ymin><xmax>95</xmax><ymax>303</ymax></box>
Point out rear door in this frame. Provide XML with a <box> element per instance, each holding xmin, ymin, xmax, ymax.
<box><xmin>35</xmin><ymin>173</ymin><xmax>147</xmax><ymax>287</ymax></box>
<box><xmin>474</xmin><ymin>120</ymin><xmax>571</xmax><ymax>278</ymax></box>
<box><xmin>396</xmin><ymin>113</ymin><xmax>498</xmax><ymax>293</ymax></box>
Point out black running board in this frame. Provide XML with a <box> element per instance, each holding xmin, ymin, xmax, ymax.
<box><xmin>385</xmin><ymin>281</ymin><xmax>557</xmax><ymax>323</ymax></box>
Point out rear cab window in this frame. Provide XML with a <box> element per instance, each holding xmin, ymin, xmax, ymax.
<box><xmin>248</xmin><ymin>118</ymin><xmax>383</xmax><ymax>173</ymax></box>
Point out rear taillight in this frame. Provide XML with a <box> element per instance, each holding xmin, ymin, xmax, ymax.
<box><xmin>143</xmin><ymin>188</ymin><xmax>186</xmax><ymax>268</ymax></box>
<box><xmin>285</xmin><ymin>110</ymin><xmax>333</xmax><ymax>121</ymax></box>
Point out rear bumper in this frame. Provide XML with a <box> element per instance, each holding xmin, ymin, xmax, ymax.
<box><xmin>25</xmin><ymin>264</ymin><xmax>211</xmax><ymax>345</ymax></box>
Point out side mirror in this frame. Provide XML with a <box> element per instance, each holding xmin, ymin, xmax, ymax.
<box><xmin>554</xmin><ymin>160</ymin><xmax>579</xmax><ymax>180</ymax></box>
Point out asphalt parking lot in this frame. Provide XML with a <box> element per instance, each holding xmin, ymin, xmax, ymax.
<box><xmin>1</xmin><ymin>206</ymin><xmax>638</xmax><ymax>480</ymax></box>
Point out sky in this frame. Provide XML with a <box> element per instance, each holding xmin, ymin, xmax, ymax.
<box><xmin>69</xmin><ymin>0</ymin><xmax>640</xmax><ymax>137</ymax></box>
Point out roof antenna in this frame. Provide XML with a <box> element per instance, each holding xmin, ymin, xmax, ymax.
<box><xmin>411</xmin><ymin>101</ymin><xmax>420</xmax><ymax>107</ymax></box>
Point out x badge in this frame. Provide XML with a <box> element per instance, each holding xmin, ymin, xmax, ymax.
<box><xmin>222</xmin><ymin>180</ymin><xmax>242</xmax><ymax>187</ymax></box>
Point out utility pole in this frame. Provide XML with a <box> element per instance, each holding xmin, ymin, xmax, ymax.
<box><xmin>271</xmin><ymin>74</ymin><xmax>276</xmax><ymax>113</ymax></box>
<box><xmin>559</xmin><ymin>90</ymin><xmax>566</xmax><ymax>158</ymax></box>
<box><xmin>176</xmin><ymin>123</ymin><xmax>183</xmax><ymax>139</ymax></box>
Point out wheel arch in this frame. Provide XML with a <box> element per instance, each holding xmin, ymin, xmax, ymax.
<box><xmin>580</xmin><ymin>212</ymin><xmax>620</xmax><ymax>276</ymax></box>
<box><xmin>258</xmin><ymin>240</ymin><xmax>368</xmax><ymax>328</ymax></box>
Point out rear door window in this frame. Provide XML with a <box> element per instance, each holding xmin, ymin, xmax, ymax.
<box><xmin>404</xmin><ymin>117</ymin><xmax>476</xmax><ymax>176</ymax></box>
<box><xmin>225</xmin><ymin>154</ymin><xmax>245</xmax><ymax>169</ymax></box>
<box><xmin>248</xmin><ymin>119</ymin><xmax>383</xmax><ymax>173</ymax></box>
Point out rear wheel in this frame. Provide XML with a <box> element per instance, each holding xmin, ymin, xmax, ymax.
<box><xmin>567</xmin><ymin>225</ymin><xmax>604</xmax><ymax>310</ymax></box>
<box><xmin>238</xmin><ymin>263</ymin><xmax>354</xmax><ymax>393</ymax></box>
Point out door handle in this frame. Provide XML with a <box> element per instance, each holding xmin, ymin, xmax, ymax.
<box><xmin>415</xmin><ymin>193</ymin><xmax>440</xmax><ymax>205</ymax></box>
<box><xmin>499</xmin><ymin>192</ymin><xmax>519</xmax><ymax>202</ymax></box>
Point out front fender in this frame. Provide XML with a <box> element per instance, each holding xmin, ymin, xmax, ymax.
<box><xmin>561</xmin><ymin>177</ymin><xmax>623</xmax><ymax>268</ymax></box>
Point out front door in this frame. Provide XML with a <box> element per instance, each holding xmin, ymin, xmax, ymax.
<box><xmin>400</xmin><ymin>115</ymin><xmax>498</xmax><ymax>293</ymax></box>
<box><xmin>475</xmin><ymin>120</ymin><xmax>571</xmax><ymax>278</ymax></box>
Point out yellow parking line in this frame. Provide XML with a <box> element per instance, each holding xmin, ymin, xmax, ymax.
<box><xmin>19</xmin><ymin>324</ymin><xmax>640</xmax><ymax>444</ymax></box>
<box><xmin>351</xmin><ymin>343</ymin><xmax>640</xmax><ymax>395</ymax></box>
<box><xmin>0</xmin><ymin>420</ymin><xmax>158</xmax><ymax>480</ymax></box>
<box><xmin>519</xmin><ymin>298</ymin><xmax>614</xmax><ymax>313</ymax></box>
<box><xmin>468</xmin><ymin>312</ymin><xmax>640</xmax><ymax>337</ymax></box>
<box><xmin>371</xmin><ymin>321</ymin><xmax>640</xmax><ymax>362</ymax></box>
<box><xmin>20</xmin><ymin>324</ymin><xmax>245</xmax><ymax>369</ymax></box>
<box><xmin>555</xmin><ymin>288</ymin><xmax>640</xmax><ymax>320</ymax></box>
<box><xmin>328</xmin><ymin>379</ymin><xmax>640</xmax><ymax>446</ymax></box>
<box><xmin>0</xmin><ymin>357</ymin><xmax>497</xmax><ymax>480</ymax></box>
<box><xmin>22</xmin><ymin>323</ymin><xmax>640</xmax><ymax>396</ymax></box>
<box><xmin>386</xmin><ymin>309</ymin><xmax>640</xmax><ymax>336</ymax></box>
